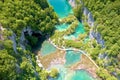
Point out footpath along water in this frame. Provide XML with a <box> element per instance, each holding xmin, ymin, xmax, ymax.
<box><xmin>47</xmin><ymin>0</ymin><xmax>95</xmax><ymax>80</ymax></box>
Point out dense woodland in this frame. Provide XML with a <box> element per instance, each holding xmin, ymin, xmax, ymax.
<box><xmin>0</xmin><ymin>0</ymin><xmax>58</xmax><ymax>80</ymax></box>
<box><xmin>82</xmin><ymin>0</ymin><xmax>120</xmax><ymax>80</ymax></box>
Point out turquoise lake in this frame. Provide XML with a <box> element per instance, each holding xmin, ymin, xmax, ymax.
<box><xmin>49</xmin><ymin>65</ymin><xmax>94</xmax><ymax>80</ymax></box>
<box><xmin>40</xmin><ymin>41</ymin><xmax>94</xmax><ymax>80</ymax></box>
<box><xmin>40</xmin><ymin>41</ymin><xmax>57</xmax><ymax>56</ymax></box>
<box><xmin>65</xmin><ymin>50</ymin><xmax>81</xmax><ymax>66</ymax></box>
<box><xmin>48</xmin><ymin>0</ymin><xmax>73</xmax><ymax>18</ymax></box>
<box><xmin>46</xmin><ymin>0</ymin><xmax>94</xmax><ymax>80</ymax></box>
<box><xmin>48</xmin><ymin>0</ymin><xmax>85</xmax><ymax>39</ymax></box>
<box><xmin>69</xmin><ymin>70</ymin><xmax>94</xmax><ymax>80</ymax></box>
<box><xmin>64</xmin><ymin>22</ymin><xmax>85</xmax><ymax>39</ymax></box>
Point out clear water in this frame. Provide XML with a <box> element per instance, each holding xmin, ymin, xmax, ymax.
<box><xmin>65</xmin><ymin>50</ymin><xmax>81</xmax><ymax>66</ymax></box>
<box><xmin>64</xmin><ymin>22</ymin><xmax>85</xmax><ymax>39</ymax></box>
<box><xmin>55</xmin><ymin>23</ymin><xmax>70</xmax><ymax>31</ymax></box>
<box><xmin>48</xmin><ymin>0</ymin><xmax>73</xmax><ymax>18</ymax></box>
<box><xmin>46</xmin><ymin>0</ymin><xmax>94</xmax><ymax>80</ymax></box>
<box><xmin>40</xmin><ymin>41</ymin><xmax>57</xmax><ymax>56</ymax></box>
<box><xmin>48</xmin><ymin>65</ymin><xmax>68</xmax><ymax>80</ymax></box>
<box><xmin>67</xmin><ymin>70</ymin><xmax>94</xmax><ymax>80</ymax></box>
<box><xmin>49</xmin><ymin>65</ymin><xmax>94</xmax><ymax>80</ymax></box>
<box><xmin>48</xmin><ymin>0</ymin><xmax>85</xmax><ymax>39</ymax></box>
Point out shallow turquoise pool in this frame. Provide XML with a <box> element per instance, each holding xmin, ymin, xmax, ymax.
<box><xmin>66</xmin><ymin>70</ymin><xmax>94</xmax><ymax>80</ymax></box>
<box><xmin>65</xmin><ymin>50</ymin><xmax>81</xmax><ymax>66</ymax></box>
<box><xmin>48</xmin><ymin>0</ymin><xmax>85</xmax><ymax>39</ymax></box>
<box><xmin>55</xmin><ymin>23</ymin><xmax>70</xmax><ymax>31</ymax></box>
<box><xmin>48</xmin><ymin>65</ymin><xmax>94</xmax><ymax>80</ymax></box>
<box><xmin>48</xmin><ymin>65</ymin><xmax>68</xmax><ymax>80</ymax></box>
<box><xmin>64</xmin><ymin>22</ymin><xmax>85</xmax><ymax>39</ymax></box>
<box><xmin>40</xmin><ymin>41</ymin><xmax>57</xmax><ymax>56</ymax></box>
<box><xmin>46</xmin><ymin>0</ymin><xmax>94</xmax><ymax>80</ymax></box>
<box><xmin>48</xmin><ymin>0</ymin><xmax>73</xmax><ymax>18</ymax></box>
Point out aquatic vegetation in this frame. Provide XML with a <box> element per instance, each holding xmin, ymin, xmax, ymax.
<box><xmin>60</xmin><ymin>15</ymin><xmax>77</xmax><ymax>24</ymax></box>
<box><xmin>55</xmin><ymin>23</ymin><xmax>69</xmax><ymax>31</ymax></box>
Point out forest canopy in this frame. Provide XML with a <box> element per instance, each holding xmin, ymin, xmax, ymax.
<box><xmin>0</xmin><ymin>0</ymin><xmax>58</xmax><ymax>79</ymax></box>
<box><xmin>0</xmin><ymin>0</ymin><xmax>58</xmax><ymax>36</ymax></box>
<box><xmin>82</xmin><ymin>0</ymin><xmax>120</xmax><ymax>79</ymax></box>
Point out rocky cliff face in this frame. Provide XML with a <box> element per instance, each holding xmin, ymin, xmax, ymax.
<box><xmin>9</xmin><ymin>33</ymin><xmax>18</xmax><ymax>54</ymax></box>
<box><xmin>0</xmin><ymin>24</ymin><xmax>4</xmax><ymax>40</ymax></box>
<box><xmin>82</xmin><ymin>5</ymin><xmax>106</xmax><ymax>59</ymax></box>
<box><xmin>68</xmin><ymin>0</ymin><xmax>94</xmax><ymax>27</ymax></box>
<box><xmin>68</xmin><ymin>0</ymin><xmax>106</xmax><ymax>59</ymax></box>
<box><xmin>83</xmin><ymin>7</ymin><xmax>94</xmax><ymax>27</ymax></box>
<box><xmin>19</xmin><ymin>27</ymin><xmax>33</xmax><ymax>50</ymax></box>
<box><xmin>0</xmin><ymin>25</ymin><xmax>41</xmax><ymax>54</ymax></box>
<box><xmin>68</xmin><ymin>0</ymin><xmax>76</xmax><ymax>7</ymax></box>
<box><xmin>9</xmin><ymin>27</ymin><xmax>32</xmax><ymax>54</ymax></box>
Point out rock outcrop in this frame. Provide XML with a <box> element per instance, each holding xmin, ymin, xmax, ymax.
<box><xmin>19</xmin><ymin>27</ymin><xmax>32</xmax><ymax>50</ymax></box>
<box><xmin>68</xmin><ymin>0</ymin><xmax>106</xmax><ymax>59</ymax></box>
<box><xmin>9</xmin><ymin>33</ymin><xmax>18</xmax><ymax>54</ymax></box>
<box><xmin>68</xmin><ymin>0</ymin><xmax>76</xmax><ymax>7</ymax></box>
<box><xmin>0</xmin><ymin>24</ymin><xmax>4</xmax><ymax>40</ymax></box>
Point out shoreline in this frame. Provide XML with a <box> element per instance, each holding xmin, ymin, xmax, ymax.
<box><xmin>47</xmin><ymin>38</ymin><xmax>99</xmax><ymax>78</ymax></box>
<box><xmin>48</xmin><ymin>38</ymin><xmax>99</xmax><ymax>69</ymax></box>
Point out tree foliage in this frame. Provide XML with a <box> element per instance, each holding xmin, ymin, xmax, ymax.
<box><xmin>0</xmin><ymin>50</ymin><xmax>17</xmax><ymax>80</ymax></box>
<box><xmin>0</xmin><ymin>0</ymin><xmax>58</xmax><ymax>36</ymax></box>
<box><xmin>83</xmin><ymin>0</ymin><xmax>120</xmax><ymax>79</ymax></box>
<box><xmin>0</xmin><ymin>0</ymin><xmax>58</xmax><ymax>80</ymax></box>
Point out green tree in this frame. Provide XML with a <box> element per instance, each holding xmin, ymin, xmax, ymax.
<box><xmin>0</xmin><ymin>50</ymin><xmax>17</xmax><ymax>80</ymax></box>
<box><xmin>50</xmin><ymin>68</ymin><xmax>58</xmax><ymax>78</ymax></box>
<box><xmin>73</xmin><ymin>5</ymin><xmax>83</xmax><ymax>20</ymax></box>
